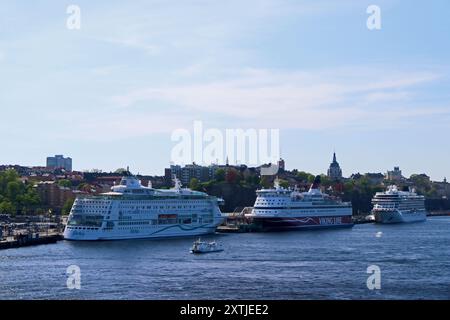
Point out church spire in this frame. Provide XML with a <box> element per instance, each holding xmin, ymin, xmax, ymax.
<box><xmin>328</xmin><ymin>151</ymin><xmax>342</xmax><ymax>181</ymax></box>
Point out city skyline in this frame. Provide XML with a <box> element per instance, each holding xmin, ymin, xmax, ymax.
<box><xmin>1</xmin><ymin>152</ymin><xmax>445</xmax><ymax>184</ymax></box>
<box><xmin>1</xmin><ymin>1</ymin><xmax>449</xmax><ymax>180</ymax></box>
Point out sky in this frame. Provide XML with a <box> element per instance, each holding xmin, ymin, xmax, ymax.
<box><xmin>0</xmin><ymin>0</ymin><xmax>449</xmax><ymax>180</ymax></box>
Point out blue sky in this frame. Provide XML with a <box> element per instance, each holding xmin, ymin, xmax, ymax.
<box><xmin>0</xmin><ymin>0</ymin><xmax>449</xmax><ymax>180</ymax></box>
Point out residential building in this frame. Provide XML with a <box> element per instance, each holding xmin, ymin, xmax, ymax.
<box><xmin>46</xmin><ymin>155</ymin><xmax>72</xmax><ymax>171</ymax></box>
<box><xmin>165</xmin><ymin>163</ymin><xmax>210</xmax><ymax>186</ymax></box>
<box><xmin>34</xmin><ymin>181</ymin><xmax>76</xmax><ymax>212</ymax></box>
<box><xmin>386</xmin><ymin>166</ymin><xmax>404</xmax><ymax>182</ymax></box>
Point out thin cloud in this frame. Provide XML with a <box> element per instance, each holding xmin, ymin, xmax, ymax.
<box><xmin>111</xmin><ymin>67</ymin><xmax>443</xmax><ymax>131</ymax></box>
<box><xmin>87</xmin><ymin>0</ymin><xmax>358</xmax><ymax>57</ymax></box>
<box><xmin>99</xmin><ymin>37</ymin><xmax>161</xmax><ymax>55</ymax></box>
<box><xmin>91</xmin><ymin>65</ymin><xmax>124</xmax><ymax>76</ymax></box>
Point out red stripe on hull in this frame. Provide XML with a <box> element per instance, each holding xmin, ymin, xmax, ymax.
<box><xmin>251</xmin><ymin>215</ymin><xmax>353</xmax><ymax>231</ymax></box>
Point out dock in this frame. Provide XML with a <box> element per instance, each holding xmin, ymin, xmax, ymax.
<box><xmin>217</xmin><ymin>207</ymin><xmax>263</xmax><ymax>233</ymax></box>
<box><xmin>428</xmin><ymin>211</ymin><xmax>450</xmax><ymax>217</ymax></box>
<box><xmin>1</xmin><ymin>219</ymin><xmax>65</xmax><ymax>250</ymax></box>
<box><xmin>217</xmin><ymin>224</ymin><xmax>262</xmax><ymax>233</ymax></box>
<box><xmin>352</xmin><ymin>215</ymin><xmax>375</xmax><ymax>224</ymax></box>
<box><xmin>0</xmin><ymin>233</ymin><xmax>63</xmax><ymax>250</ymax></box>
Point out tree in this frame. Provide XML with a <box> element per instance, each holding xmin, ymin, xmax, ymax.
<box><xmin>16</xmin><ymin>187</ymin><xmax>41</xmax><ymax>214</ymax></box>
<box><xmin>245</xmin><ymin>175</ymin><xmax>254</xmax><ymax>184</ymax></box>
<box><xmin>78</xmin><ymin>183</ymin><xmax>91</xmax><ymax>192</ymax></box>
<box><xmin>0</xmin><ymin>169</ymin><xmax>42</xmax><ymax>215</ymax></box>
<box><xmin>279</xmin><ymin>179</ymin><xmax>289</xmax><ymax>189</ymax></box>
<box><xmin>0</xmin><ymin>201</ymin><xmax>16</xmax><ymax>215</ymax></box>
<box><xmin>58</xmin><ymin>179</ymin><xmax>72</xmax><ymax>188</ymax></box>
<box><xmin>62</xmin><ymin>198</ymin><xmax>75</xmax><ymax>215</ymax></box>
<box><xmin>410</xmin><ymin>174</ymin><xmax>432</xmax><ymax>194</ymax></box>
<box><xmin>189</xmin><ymin>178</ymin><xmax>200</xmax><ymax>190</ymax></box>
<box><xmin>225</xmin><ymin>168</ymin><xmax>239</xmax><ymax>184</ymax></box>
<box><xmin>6</xmin><ymin>181</ymin><xmax>22</xmax><ymax>202</ymax></box>
<box><xmin>342</xmin><ymin>178</ymin><xmax>383</xmax><ymax>215</ymax></box>
<box><xmin>214</xmin><ymin>169</ymin><xmax>226</xmax><ymax>182</ymax></box>
<box><xmin>297</xmin><ymin>171</ymin><xmax>315</xmax><ymax>183</ymax></box>
<box><xmin>115</xmin><ymin>168</ymin><xmax>129</xmax><ymax>175</ymax></box>
<box><xmin>260</xmin><ymin>176</ymin><xmax>271</xmax><ymax>189</ymax></box>
<box><xmin>320</xmin><ymin>174</ymin><xmax>332</xmax><ymax>187</ymax></box>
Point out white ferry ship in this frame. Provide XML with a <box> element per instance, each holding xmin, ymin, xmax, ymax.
<box><xmin>63</xmin><ymin>176</ymin><xmax>224</xmax><ymax>240</ymax></box>
<box><xmin>245</xmin><ymin>176</ymin><xmax>353</xmax><ymax>231</ymax></box>
<box><xmin>372</xmin><ymin>185</ymin><xmax>427</xmax><ymax>224</ymax></box>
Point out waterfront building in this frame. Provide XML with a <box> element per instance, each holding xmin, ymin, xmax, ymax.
<box><xmin>165</xmin><ymin>163</ymin><xmax>210</xmax><ymax>186</ymax></box>
<box><xmin>386</xmin><ymin>166</ymin><xmax>403</xmax><ymax>182</ymax></box>
<box><xmin>34</xmin><ymin>181</ymin><xmax>75</xmax><ymax>212</ymax></box>
<box><xmin>164</xmin><ymin>158</ymin><xmax>271</xmax><ymax>186</ymax></box>
<box><xmin>350</xmin><ymin>172</ymin><xmax>384</xmax><ymax>185</ymax></box>
<box><xmin>364</xmin><ymin>173</ymin><xmax>385</xmax><ymax>185</ymax></box>
<box><xmin>46</xmin><ymin>155</ymin><xmax>72</xmax><ymax>172</ymax></box>
<box><xmin>327</xmin><ymin>152</ymin><xmax>342</xmax><ymax>180</ymax></box>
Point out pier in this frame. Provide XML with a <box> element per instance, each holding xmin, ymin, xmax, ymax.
<box><xmin>0</xmin><ymin>233</ymin><xmax>62</xmax><ymax>250</ymax></box>
<box><xmin>217</xmin><ymin>207</ymin><xmax>263</xmax><ymax>233</ymax></box>
<box><xmin>0</xmin><ymin>218</ymin><xmax>64</xmax><ymax>250</ymax></box>
<box><xmin>428</xmin><ymin>211</ymin><xmax>450</xmax><ymax>217</ymax></box>
<box><xmin>352</xmin><ymin>215</ymin><xmax>375</xmax><ymax>224</ymax></box>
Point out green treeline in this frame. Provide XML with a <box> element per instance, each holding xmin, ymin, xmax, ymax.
<box><xmin>1</xmin><ymin>167</ymin><xmax>447</xmax><ymax>216</ymax></box>
<box><xmin>0</xmin><ymin>169</ymin><xmax>40</xmax><ymax>215</ymax></box>
<box><xmin>190</xmin><ymin>168</ymin><xmax>445</xmax><ymax>214</ymax></box>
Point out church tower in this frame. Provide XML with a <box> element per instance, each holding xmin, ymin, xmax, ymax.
<box><xmin>327</xmin><ymin>152</ymin><xmax>342</xmax><ymax>180</ymax></box>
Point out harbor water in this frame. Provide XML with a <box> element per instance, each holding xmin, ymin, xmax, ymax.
<box><xmin>1</xmin><ymin>216</ymin><xmax>450</xmax><ymax>300</ymax></box>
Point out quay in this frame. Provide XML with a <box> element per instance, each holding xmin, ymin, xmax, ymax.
<box><xmin>0</xmin><ymin>217</ymin><xmax>65</xmax><ymax>250</ymax></box>
<box><xmin>352</xmin><ymin>215</ymin><xmax>375</xmax><ymax>224</ymax></box>
<box><xmin>217</xmin><ymin>224</ymin><xmax>262</xmax><ymax>233</ymax></box>
<box><xmin>0</xmin><ymin>233</ymin><xmax>63</xmax><ymax>250</ymax></box>
<box><xmin>428</xmin><ymin>211</ymin><xmax>450</xmax><ymax>217</ymax></box>
<box><xmin>217</xmin><ymin>208</ymin><xmax>263</xmax><ymax>233</ymax></box>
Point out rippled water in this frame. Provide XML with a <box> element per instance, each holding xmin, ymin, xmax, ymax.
<box><xmin>1</xmin><ymin>217</ymin><xmax>450</xmax><ymax>300</ymax></box>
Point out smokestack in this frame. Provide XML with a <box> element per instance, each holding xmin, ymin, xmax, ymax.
<box><xmin>310</xmin><ymin>175</ymin><xmax>321</xmax><ymax>190</ymax></box>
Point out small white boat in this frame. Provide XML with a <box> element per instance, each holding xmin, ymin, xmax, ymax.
<box><xmin>190</xmin><ymin>239</ymin><xmax>223</xmax><ymax>254</ymax></box>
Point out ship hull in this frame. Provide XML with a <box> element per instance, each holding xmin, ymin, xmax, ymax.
<box><xmin>374</xmin><ymin>210</ymin><xmax>427</xmax><ymax>224</ymax></box>
<box><xmin>249</xmin><ymin>215</ymin><xmax>354</xmax><ymax>232</ymax></box>
<box><xmin>63</xmin><ymin>223</ymin><xmax>219</xmax><ymax>241</ymax></box>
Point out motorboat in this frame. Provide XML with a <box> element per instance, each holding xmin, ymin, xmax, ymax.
<box><xmin>190</xmin><ymin>238</ymin><xmax>223</xmax><ymax>254</ymax></box>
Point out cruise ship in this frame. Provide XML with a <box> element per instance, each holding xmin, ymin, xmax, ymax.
<box><xmin>372</xmin><ymin>185</ymin><xmax>427</xmax><ymax>224</ymax></box>
<box><xmin>63</xmin><ymin>176</ymin><xmax>224</xmax><ymax>240</ymax></box>
<box><xmin>245</xmin><ymin>176</ymin><xmax>353</xmax><ymax>231</ymax></box>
